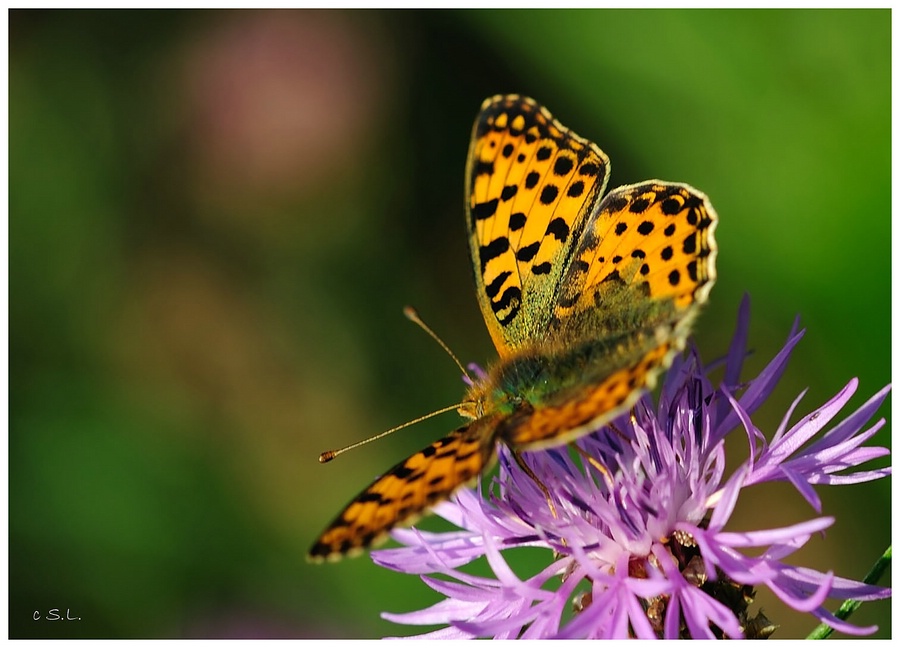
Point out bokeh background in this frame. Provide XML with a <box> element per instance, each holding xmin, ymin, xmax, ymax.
<box><xmin>9</xmin><ymin>9</ymin><xmax>890</xmax><ymax>639</ymax></box>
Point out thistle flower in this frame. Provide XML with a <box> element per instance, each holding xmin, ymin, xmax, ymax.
<box><xmin>371</xmin><ymin>298</ymin><xmax>891</xmax><ymax>639</ymax></box>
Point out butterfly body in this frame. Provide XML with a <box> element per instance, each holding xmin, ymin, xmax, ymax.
<box><xmin>308</xmin><ymin>95</ymin><xmax>717</xmax><ymax>562</ymax></box>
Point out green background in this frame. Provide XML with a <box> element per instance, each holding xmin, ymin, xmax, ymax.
<box><xmin>10</xmin><ymin>9</ymin><xmax>890</xmax><ymax>639</ymax></box>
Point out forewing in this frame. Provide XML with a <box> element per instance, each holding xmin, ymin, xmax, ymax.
<box><xmin>465</xmin><ymin>95</ymin><xmax>610</xmax><ymax>356</ymax></box>
<box><xmin>308</xmin><ymin>415</ymin><xmax>500</xmax><ymax>562</ymax></box>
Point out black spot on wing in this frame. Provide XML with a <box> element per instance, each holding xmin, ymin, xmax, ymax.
<box><xmin>630</xmin><ymin>198</ymin><xmax>650</xmax><ymax>213</ymax></box>
<box><xmin>495</xmin><ymin>287</ymin><xmax>522</xmax><ymax>324</ymax></box>
<box><xmin>567</xmin><ymin>180</ymin><xmax>585</xmax><ymax>198</ymax></box>
<box><xmin>485</xmin><ymin>271</ymin><xmax>512</xmax><ymax>298</ymax></box>
<box><xmin>516</xmin><ymin>241</ymin><xmax>540</xmax><ymax>262</ymax></box>
<box><xmin>472</xmin><ymin>198</ymin><xmax>498</xmax><ymax>222</ymax></box>
<box><xmin>687</xmin><ymin>260</ymin><xmax>698</xmax><ymax>282</ymax></box>
<box><xmin>480</xmin><ymin>236</ymin><xmax>509</xmax><ymax>271</ymax></box>
<box><xmin>553</xmin><ymin>156</ymin><xmax>574</xmax><ymax>176</ymax></box>
<box><xmin>540</xmin><ymin>185</ymin><xmax>559</xmax><ymax>205</ymax></box>
<box><xmin>557</xmin><ymin>292</ymin><xmax>579</xmax><ymax>308</ymax></box>
<box><xmin>661</xmin><ymin>197</ymin><xmax>681</xmax><ymax>215</ymax></box>
<box><xmin>602</xmin><ymin>269</ymin><xmax>622</xmax><ymax>284</ymax></box>
<box><xmin>473</xmin><ymin>160</ymin><xmax>494</xmax><ymax>177</ymax></box>
<box><xmin>455</xmin><ymin>448</ymin><xmax>479</xmax><ymax>463</ymax></box>
<box><xmin>545</xmin><ymin>217</ymin><xmax>570</xmax><ymax>241</ymax></box>
<box><xmin>682</xmin><ymin>233</ymin><xmax>697</xmax><ymax>254</ymax></box>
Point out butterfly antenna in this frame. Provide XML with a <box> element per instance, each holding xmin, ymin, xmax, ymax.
<box><xmin>403</xmin><ymin>306</ymin><xmax>473</xmax><ymax>382</ymax></box>
<box><xmin>318</xmin><ymin>402</ymin><xmax>468</xmax><ymax>464</ymax></box>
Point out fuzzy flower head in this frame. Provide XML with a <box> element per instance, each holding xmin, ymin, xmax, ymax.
<box><xmin>372</xmin><ymin>298</ymin><xmax>891</xmax><ymax>639</ymax></box>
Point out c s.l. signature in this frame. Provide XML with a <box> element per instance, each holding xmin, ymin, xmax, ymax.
<box><xmin>33</xmin><ymin>609</ymin><xmax>81</xmax><ymax>621</ymax></box>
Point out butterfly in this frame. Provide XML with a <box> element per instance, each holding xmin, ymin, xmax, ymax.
<box><xmin>308</xmin><ymin>94</ymin><xmax>717</xmax><ymax>561</ymax></box>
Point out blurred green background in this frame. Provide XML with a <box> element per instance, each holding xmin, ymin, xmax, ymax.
<box><xmin>10</xmin><ymin>9</ymin><xmax>890</xmax><ymax>639</ymax></box>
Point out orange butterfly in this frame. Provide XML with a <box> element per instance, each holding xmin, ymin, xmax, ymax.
<box><xmin>308</xmin><ymin>95</ymin><xmax>717</xmax><ymax>561</ymax></box>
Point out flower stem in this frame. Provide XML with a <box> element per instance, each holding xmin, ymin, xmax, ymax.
<box><xmin>806</xmin><ymin>545</ymin><xmax>892</xmax><ymax>639</ymax></box>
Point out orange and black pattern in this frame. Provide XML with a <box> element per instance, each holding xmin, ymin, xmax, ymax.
<box><xmin>308</xmin><ymin>96</ymin><xmax>717</xmax><ymax>562</ymax></box>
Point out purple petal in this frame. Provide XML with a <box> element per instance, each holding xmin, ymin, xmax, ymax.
<box><xmin>715</xmin><ymin>516</ymin><xmax>833</xmax><ymax>549</ymax></box>
<box><xmin>808</xmin><ymin>383</ymin><xmax>891</xmax><ymax>452</ymax></box>
<box><xmin>723</xmin><ymin>293</ymin><xmax>751</xmax><ymax>390</ymax></box>
<box><xmin>782</xmin><ymin>565</ymin><xmax>891</xmax><ymax>601</ymax></box>
<box><xmin>767</xmin><ymin>568</ymin><xmax>833</xmax><ymax>612</ymax></box>
<box><xmin>453</xmin><ymin>601</ymin><xmax>536</xmax><ymax>638</ymax></box>
<box><xmin>381</xmin><ymin>597</ymin><xmax>487</xmax><ymax>626</ymax></box>
<box><xmin>683</xmin><ymin>585</ymin><xmax>744</xmax><ymax>638</ymax></box>
<box><xmin>805</xmin><ymin>421</ymin><xmax>887</xmax><ymax>469</ymax></box>
<box><xmin>721</xmin><ymin>386</ymin><xmax>763</xmax><ymax>463</ymax></box>
<box><xmin>707</xmin><ymin>463</ymin><xmax>750</xmax><ymax>530</ymax></box>
<box><xmin>384</xmin><ymin>625</ymin><xmax>477</xmax><ymax>639</ymax></box>
<box><xmin>808</xmin><ymin>606</ymin><xmax>879</xmax><ymax>636</ymax></box>
<box><xmin>481</xmin><ymin>533</ymin><xmax>521</xmax><ymax>588</ymax></box>
<box><xmin>811</xmin><ymin>465</ymin><xmax>892</xmax><ymax>485</ymax></box>
<box><xmin>664</xmin><ymin>593</ymin><xmax>682</xmax><ymax>639</ymax></box>
<box><xmin>766</xmin><ymin>379</ymin><xmax>858</xmax><ymax>462</ymax></box>
<box><xmin>783</xmin><ymin>465</ymin><xmax>823</xmax><ymax>511</ymax></box>
<box><xmin>417</xmin><ymin>575</ymin><xmax>497</xmax><ymax>601</ymax></box>
<box><xmin>715</xmin><ymin>327</ymin><xmax>805</xmax><ymax>442</ymax></box>
<box><xmin>772</xmin><ymin>387</ymin><xmax>809</xmax><ymax>444</ymax></box>
<box><xmin>374</xmin><ymin>531</ymin><xmax>484</xmax><ymax>573</ymax></box>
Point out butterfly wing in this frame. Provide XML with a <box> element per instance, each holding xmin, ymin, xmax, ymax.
<box><xmin>465</xmin><ymin>95</ymin><xmax>610</xmax><ymax>357</ymax></box>
<box><xmin>308</xmin><ymin>415</ymin><xmax>501</xmax><ymax>562</ymax></box>
<box><xmin>503</xmin><ymin>182</ymin><xmax>718</xmax><ymax>450</ymax></box>
<box><xmin>311</xmin><ymin>100</ymin><xmax>719</xmax><ymax>559</ymax></box>
<box><xmin>553</xmin><ymin>181</ymin><xmax>717</xmax><ymax>337</ymax></box>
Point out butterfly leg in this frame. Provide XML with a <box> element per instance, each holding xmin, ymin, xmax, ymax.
<box><xmin>607</xmin><ymin>418</ymin><xmax>633</xmax><ymax>443</ymax></box>
<box><xmin>511</xmin><ymin>450</ymin><xmax>558</xmax><ymax>518</ymax></box>
<box><xmin>569</xmin><ymin>442</ymin><xmax>614</xmax><ymax>489</ymax></box>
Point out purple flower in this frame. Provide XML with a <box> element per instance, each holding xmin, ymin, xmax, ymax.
<box><xmin>371</xmin><ymin>297</ymin><xmax>891</xmax><ymax>638</ymax></box>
